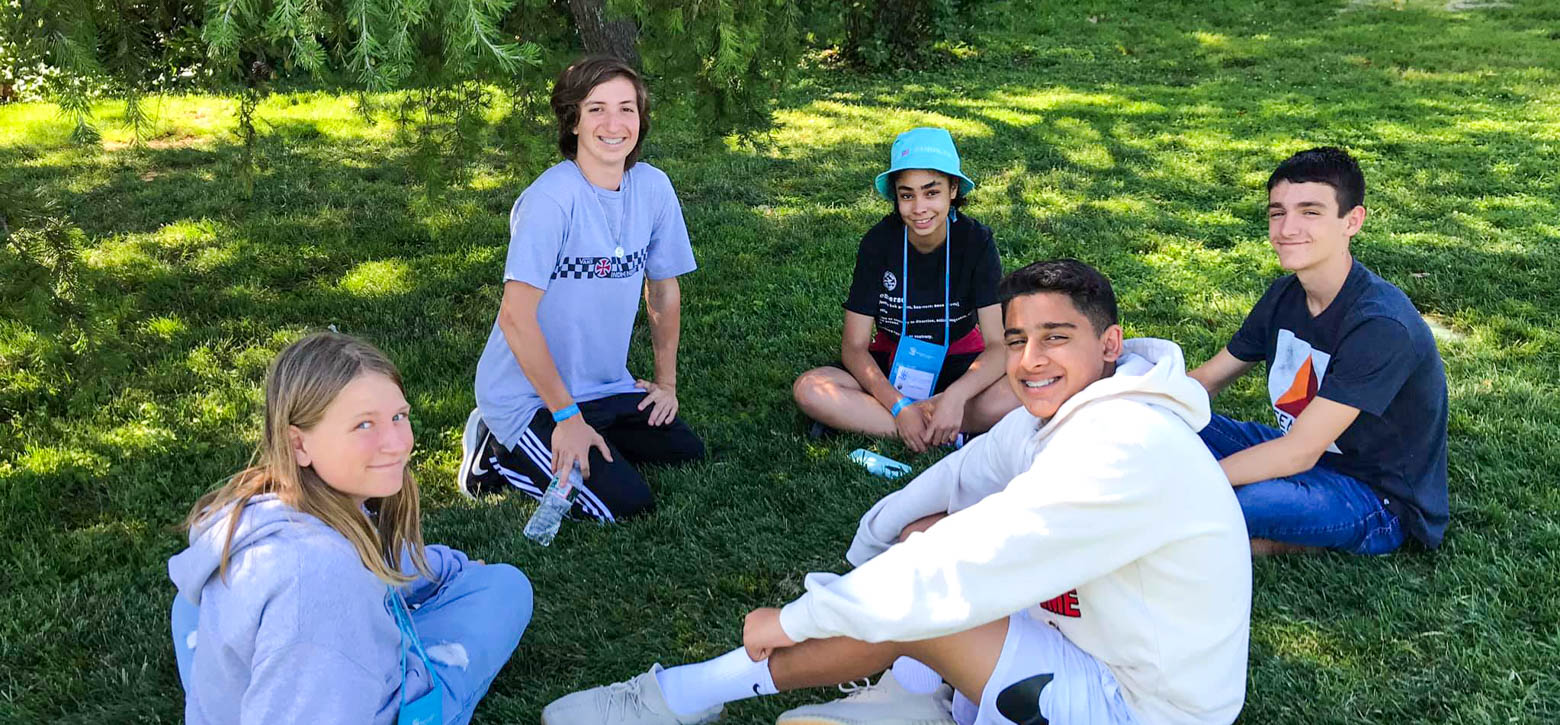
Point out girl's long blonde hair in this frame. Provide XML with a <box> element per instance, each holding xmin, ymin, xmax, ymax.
<box><xmin>186</xmin><ymin>331</ymin><xmax>432</xmax><ymax>586</ymax></box>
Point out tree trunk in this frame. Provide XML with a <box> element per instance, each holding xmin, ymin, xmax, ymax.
<box><xmin>566</xmin><ymin>0</ymin><xmax>641</xmax><ymax>67</ymax></box>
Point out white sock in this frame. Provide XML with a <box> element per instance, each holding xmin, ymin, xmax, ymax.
<box><xmin>891</xmin><ymin>656</ymin><xmax>943</xmax><ymax>694</ymax></box>
<box><xmin>655</xmin><ymin>647</ymin><xmax>779</xmax><ymax>717</ymax></box>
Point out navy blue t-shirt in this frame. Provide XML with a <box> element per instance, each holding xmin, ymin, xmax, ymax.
<box><xmin>1228</xmin><ymin>260</ymin><xmax>1449</xmax><ymax>548</ymax></box>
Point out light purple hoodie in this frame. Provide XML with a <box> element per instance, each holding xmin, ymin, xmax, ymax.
<box><xmin>168</xmin><ymin>494</ymin><xmax>468</xmax><ymax>724</ymax></box>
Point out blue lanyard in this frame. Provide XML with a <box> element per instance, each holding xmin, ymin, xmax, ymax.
<box><xmin>900</xmin><ymin>220</ymin><xmax>952</xmax><ymax>346</ymax></box>
<box><xmin>387</xmin><ymin>589</ymin><xmax>443</xmax><ymax>721</ymax></box>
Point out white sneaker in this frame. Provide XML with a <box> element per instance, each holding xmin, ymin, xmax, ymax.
<box><xmin>775</xmin><ymin>674</ymin><xmax>956</xmax><ymax>725</ymax></box>
<box><xmin>541</xmin><ymin>664</ymin><xmax>722</xmax><ymax>725</ymax></box>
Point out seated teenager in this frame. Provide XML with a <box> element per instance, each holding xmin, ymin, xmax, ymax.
<box><xmin>1188</xmin><ymin>147</ymin><xmax>1450</xmax><ymax>556</ymax></box>
<box><xmin>793</xmin><ymin>127</ymin><xmax>1018</xmax><ymax>453</ymax></box>
<box><xmin>544</xmin><ymin>260</ymin><xmax>1252</xmax><ymax>725</ymax></box>
<box><xmin>168</xmin><ymin>332</ymin><xmax>532</xmax><ymax>724</ymax></box>
<box><xmin>458</xmin><ymin>56</ymin><xmax>704</xmax><ymax>520</ymax></box>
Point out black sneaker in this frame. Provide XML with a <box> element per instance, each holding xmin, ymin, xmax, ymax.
<box><xmin>457</xmin><ymin>408</ymin><xmax>506</xmax><ymax>500</ymax></box>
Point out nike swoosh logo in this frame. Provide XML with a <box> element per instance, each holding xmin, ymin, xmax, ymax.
<box><xmin>995</xmin><ymin>673</ymin><xmax>1054</xmax><ymax>725</ymax></box>
<box><xmin>470</xmin><ymin>450</ymin><xmax>489</xmax><ymax>477</ymax></box>
<box><xmin>752</xmin><ymin>683</ymin><xmax>762</xmax><ymax>695</ymax></box>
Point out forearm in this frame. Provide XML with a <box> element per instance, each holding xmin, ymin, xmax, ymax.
<box><xmin>1218</xmin><ymin>436</ymin><xmax>1322</xmax><ymax>487</ymax></box>
<box><xmin>792</xmin><ymin>477</ymin><xmax>1162</xmax><ymax>643</ymax></box>
<box><xmin>941</xmin><ymin>345</ymin><xmax>1005</xmax><ymax>402</ymax></box>
<box><xmin>1188</xmin><ymin>367</ymin><xmax>1231</xmax><ymax>399</ymax></box>
<box><xmin>842</xmin><ymin>345</ymin><xmax>904</xmax><ymax>410</ymax></box>
<box><xmin>645</xmin><ymin>279</ymin><xmax>681</xmax><ymax>386</ymax></box>
<box><xmin>1189</xmin><ymin>348</ymin><xmax>1254</xmax><ymax>400</ymax></box>
<box><xmin>498</xmin><ymin>304</ymin><xmax>574</xmax><ymax>412</ymax></box>
<box><xmin>846</xmin><ymin>448</ymin><xmax>973</xmax><ymax>565</ymax></box>
<box><xmin>1187</xmin><ymin>368</ymin><xmax>1219</xmax><ymax>397</ymax></box>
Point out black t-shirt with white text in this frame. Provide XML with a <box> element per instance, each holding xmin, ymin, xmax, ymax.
<box><xmin>844</xmin><ymin>213</ymin><xmax>1001</xmax><ymax>358</ymax></box>
<box><xmin>1228</xmin><ymin>260</ymin><xmax>1450</xmax><ymax>548</ymax></box>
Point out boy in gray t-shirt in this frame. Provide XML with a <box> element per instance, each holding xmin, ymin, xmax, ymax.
<box><xmin>457</xmin><ymin>57</ymin><xmax>703</xmax><ymax>521</ymax></box>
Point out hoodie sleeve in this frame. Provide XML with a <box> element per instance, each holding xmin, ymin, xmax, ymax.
<box><xmin>845</xmin><ymin>410</ymin><xmax>1029</xmax><ymax>567</ymax></box>
<box><xmin>782</xmin><ymin>399</ymin><xmax>1197</xmax><ymax>644</ymax></box>
<box><xmin>401</xmin><ymin>544</ymin><xmax>471</xmax><ymax>608</ymax></box>
<box><xmin>242</xmin><ymin>642</ymin><xmax>386</xmax><ymax>724</ymax></box>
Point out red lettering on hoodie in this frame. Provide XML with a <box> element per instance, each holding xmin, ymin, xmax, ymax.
<box><xmin>1039</xmin><ymin>589</ymin><xmax>1081</xmax><ymax>618</ymax></box>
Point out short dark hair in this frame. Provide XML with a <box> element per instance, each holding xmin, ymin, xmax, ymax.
<box><xmin>1267</xmin><ymin>147</ymin><xmax>1365</xmax><ymax>216</ymax></box>
<box><xmin>551</xmin><ymin>56</ymin><xmax>650</xmax><ymax>168</ymax></box>
<box><xmin>887</xmin><ymin>169</ymin><xmax>969</xmax><ymax>210</ymax></box>
<box><xmin>998</xmin><ymin>259</ymin><xmax>1118</xmax><ymax>334</ymax></box>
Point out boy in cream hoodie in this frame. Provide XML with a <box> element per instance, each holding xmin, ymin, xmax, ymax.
<box><xmin>544</xmin><ymin>259</ymin><xmax>1252</xmax><ymax>725</ymax></box>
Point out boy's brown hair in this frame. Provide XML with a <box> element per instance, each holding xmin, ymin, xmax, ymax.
<box><xmin>551</xmin><ymin>56</ymin><xmax>651</xmax><ymax>168</ymax></box>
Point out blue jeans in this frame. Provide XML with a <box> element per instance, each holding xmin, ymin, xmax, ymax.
<box><xmin>1199</xmin><ymin>414</ymin><xmax>1404</xmax><ymax>556</ymax></box>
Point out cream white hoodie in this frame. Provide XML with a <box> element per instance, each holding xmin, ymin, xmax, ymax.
<box><xmin>779</xmin><ymin>338</ymin><xmax>1251</xmax><ymax>725</ymax></box>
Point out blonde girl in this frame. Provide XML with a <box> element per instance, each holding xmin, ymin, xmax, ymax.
<box><xmin>169</xmin><ymin>331</ymin><xmax>531</xmax><ymax>724</ymax></box>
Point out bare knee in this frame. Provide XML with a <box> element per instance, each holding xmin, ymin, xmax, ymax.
<box><xmin>793</xmin><ymin>369</ymin><xmax>833</xmax><ymax>412</ymax></box>
<box><xmin>899</xmin><ymin>617</ymin><xmax>1009</xmax><ymax>702</ymax></box>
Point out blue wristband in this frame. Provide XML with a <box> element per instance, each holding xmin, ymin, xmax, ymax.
<box><xmin>551</xmin><ymin>404</ymin><xmax>581</xmax><ymax>423</ymax></box>
<box><xmin>890</xmin><ymin>397</ymin><xmax>912</xmax><ymax>417</ymax></box>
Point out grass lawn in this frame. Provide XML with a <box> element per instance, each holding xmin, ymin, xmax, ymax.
<box><xmin>4</xmin><ymin>0</ymin><xmax>1560</xmax><ymax>722</ymax></box>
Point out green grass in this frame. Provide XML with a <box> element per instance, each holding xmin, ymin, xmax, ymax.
<box><xmin>4</xmin><ymin>0</ymin><xmax>1560</xmax><ymax>722</ymax></box>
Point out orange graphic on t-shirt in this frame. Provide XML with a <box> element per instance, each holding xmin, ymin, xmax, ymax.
<box><xmin>1275</xmin><ymin>356</ymin><xmax>1318</xmax><ymax>418</ymax></box>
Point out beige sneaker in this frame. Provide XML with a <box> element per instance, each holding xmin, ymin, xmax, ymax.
<box><xmin>541</xmin><ymin>664</ymin><xmax>722</xmax><ymax>725</ymax></box>
<box><xmin>775</xmin><ymin>674</ymin><xmax>956</xmax><ymax>725</ymax></box>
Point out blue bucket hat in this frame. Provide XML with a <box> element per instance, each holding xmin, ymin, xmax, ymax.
<box><xmin>874</xmin><ymin>127</ymin><xmax>976</xmax><ymax>200</ymax></box>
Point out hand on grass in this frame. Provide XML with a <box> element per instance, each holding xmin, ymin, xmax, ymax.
<box><xmin>893</xmin><ymin>400</ymin><xmax>933</xmax><ymax>453</ymax></box>
<box><xmin>635</xmin><ymin>379</ymin><xmax>679</xmax><ymax>426</ymax></box>
<box><xmin>551</xmin><ymin>415</ymin><xmax>612</xmax><ymax>479</ymax></box>
<box><xmin>924</xmin><ymin>391</ymin><xmax>966</xmax><ymax>447</ymax></box>
<box><xmin>743</xmin><ymin>607</ymin><xmax>796</xmax><ymax>661</ymax></box>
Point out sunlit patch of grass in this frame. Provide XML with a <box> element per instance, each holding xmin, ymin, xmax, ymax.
<box><xmin>339</xmin><ymin>258</ymin><xmax>416</xmax><ymax>297</ymax></box>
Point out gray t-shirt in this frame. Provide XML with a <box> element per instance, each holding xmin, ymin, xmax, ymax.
<box><xmin>474</xmin><ymin>160</ymin><xmax>696</xmax><ymax>449</ymax></box>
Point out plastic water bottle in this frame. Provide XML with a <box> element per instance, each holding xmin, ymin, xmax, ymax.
<box><xmin>849</xmin><ymin>449</ymin><xmax>911</xmax><ymax>479</ymax></box>
<box><xmin>523</xmin><ymin>466</ymin><xmax>581</xmax><ymax>546</ymax></box>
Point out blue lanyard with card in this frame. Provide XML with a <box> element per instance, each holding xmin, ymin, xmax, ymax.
<box><xmin>887</xmin><ymin>220</ymin><xmax>951</xmax><ymax>402</ymax></box>
<box><xmin>387</xmin><ymin>588</ymin><xmax>445</xmax><ymax>725</ymax></box>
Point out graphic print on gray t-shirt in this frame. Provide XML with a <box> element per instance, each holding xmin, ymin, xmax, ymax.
<box><xmin>474</xmin><ymin>161</ymin><xmax>696</xmax><ymax>450</ymax></box>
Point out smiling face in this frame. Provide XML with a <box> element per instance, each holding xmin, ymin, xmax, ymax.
<box><xmin>289</xmin><ymin>372</ymin><xmax>413</xmax><ymax>505</ymax></box>
<box><xmin>895</xmin><ymin>169</ymin><xmax>957</xmax><ymax>245</ymax></box>
<box><xmin>1003</xmin><ymin>292</ymin><xmax>1123</xmax><ymax>420</ymax></box>
<box><xmin>1267</xmin><ymin>180</ymin><xmax>1365</xmax><ymax>274</ymax></box>
<box><xmin>572</xmin><ymin>76</ymin><xmax>640</xmax><ymax>174</ymax></box>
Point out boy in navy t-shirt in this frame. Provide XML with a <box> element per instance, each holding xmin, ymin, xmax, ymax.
<box><xmin>1189</xmin><ymin>147</ymin><xmax>1449</xmax><ymax>556</ymax></box>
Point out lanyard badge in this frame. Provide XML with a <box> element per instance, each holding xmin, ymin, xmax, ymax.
<box><xmin>887</xmin><ymin>222</ymin><xmax>951</xmax><ymax>401</ymax></box>
<box><xmin>388</xmin><ymin>589</ymin><xmax>445</xmax><ymax>725</ymax></box>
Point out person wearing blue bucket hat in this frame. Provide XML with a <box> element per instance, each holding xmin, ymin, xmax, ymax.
<box><xmin>793</xmin><ymin>127</ymin><xmax>1019</xmax><ymax>452</ymax></box>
